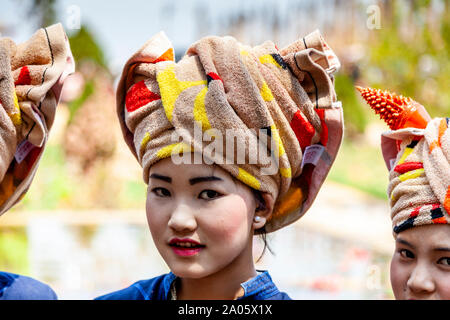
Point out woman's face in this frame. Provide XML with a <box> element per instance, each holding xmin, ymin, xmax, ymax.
<box><xmin>146</xmin><ymin>157</ymin><xmax>261</xmax><ymax>279</ymax></box>
<box><xmin>390</xmin><ymin>224</ymin><xmax>450</xmax><ymax>300</ymax></box>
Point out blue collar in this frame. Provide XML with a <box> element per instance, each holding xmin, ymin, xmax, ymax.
<box><xmin>162</xmin><ymin>272</ymin><xmax>177</xmax><ymax>299</ymax></box>
<box><xmin>238</xmin><ymin>270</ymin><xmax>280</xmax><ymax>300</ymax></box>
<box><xmin>162</xmin><ymin>270</ymin><xmax>280</xmax><ymax>300</ymax></box>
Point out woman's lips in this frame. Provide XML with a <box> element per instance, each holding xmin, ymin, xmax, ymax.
<box><xmin>169</xmin><ymin>238</ymin><xmax>205</xmax><ymax>257</ymax></box>
<box><xmin>171</xmin><ymin>246</ymin><xmax>204</xmax><ymax>256</ymax></box>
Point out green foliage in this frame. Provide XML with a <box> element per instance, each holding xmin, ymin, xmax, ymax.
<box><xmin>328</xmin><ymin>139</ymin><xmax>389</xmax><ymax>200</ymax></box>
<box><xmin>67</xmin><ymin>79</ymin><xmax>95</xmax><ymax>125</ymax></box>
<box><xmin>442</xmin><ymin>9</ymin><xmax>450</xmax><ymax>52</ymax></box>
<box><xmin>119</xmin><ymin>181</ymin><xmax>147</xmax><ymax>209</ymax></box>
<box><xmin>334</xmin><ymin>73</ymin><xmax>368</xmax><ymax>134</ymax></box>
<box><xmin>19</xmin><ymin>145</ymin><xmax>74</xmax><ymax>210</ymax></box>
<box><xmin>0</xmin><ymin>229</ymin><xmax>29</xmax><ymax>274</ymax></box>
<box><xmin>363</xmin><ymin>0</ymin><xmax>449</xmax><ymax>117</ymax></box>
<box><xmin>68</xmin><ymin>26</ymin><xmax>107</xmax><ymax>69</ymax></box>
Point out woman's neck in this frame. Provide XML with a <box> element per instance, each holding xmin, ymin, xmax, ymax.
<box><xmin>176</xmin><ymin>244</ymin><xmax>257</xmax><ymax>300</ymax></box>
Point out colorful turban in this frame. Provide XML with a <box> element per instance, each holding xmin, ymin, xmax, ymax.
<box><xmin>358</xmin><ymin>87</ymin><xmax>450</xmax><ymax>233</ymax></box>
<box><xmin>382</xmin><ymin>119</ymin><xmax>450</xmax><ymax>233</ymax></box>
<box><xmin>117</xmin><ymin>30</ymin><xmax>343</xmax><ymax>233</ymax></box>
<box><xmin>0</xmin><ymin>23</ymin><xmax>75</xmax><ymax>215</ymax></box>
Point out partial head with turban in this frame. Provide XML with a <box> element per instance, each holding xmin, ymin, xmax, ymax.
<box><xmin>0</xmin><ymin>23</ymin><xmax>75</xmax><ymax>215</ymax></box>
<box><xmin>358</xmin><ymin>87</ymin><xmax>450</xmax><ymax>234</ymax></box>
<box><xmin>117</xmin><ymin>30</ymin><xmax>343</xmax><ymax>233</ymax></box>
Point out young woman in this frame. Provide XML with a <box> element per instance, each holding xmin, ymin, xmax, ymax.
<box><xmin>0</xmin><ymin>23</ymin><xmax>74</xmax><ymax>300</ymax></box>
<box><xmin>96</xmin><ymin>30</ymin><xmax>343</xmax><ymax>300</ymax></box>
<box><xmin>358</xmin><ymin>87</ymin><xmax>450</xmax><ymax>300</ymax></box>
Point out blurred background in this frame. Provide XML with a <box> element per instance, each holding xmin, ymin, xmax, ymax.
<box><xmin>0</xmin><ymin>0</ymin><xmax>448</xmax><ymax>299</ymax></box>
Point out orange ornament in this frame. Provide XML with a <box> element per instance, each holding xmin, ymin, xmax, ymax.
<box><xmin>356</xmin><ymin>86</ymin><xmax>431</xmax><ymax>130</ymax></box>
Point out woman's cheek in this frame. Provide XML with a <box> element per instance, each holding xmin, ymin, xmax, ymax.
<box><xmin>438</xmin><ymin>274</ymin><xmax>450</xmax><ymax>299</ymax></box>
<box><xmin>390</xmin><ymin>255</ymin><xmax>407</xmax><ymax>299</ymax></box>
<box><xmin>207</xmin><ymin>204</ymin><xmax>249</xmax><ymax>244</ymax></box>
<box><xmin>146</xmin><ymin>199</ymin><xmax>166</xmax><ymax>234</ymax></box>
<box><xmin>147</xmin><ymin>213</ymin><xmax>159</xmax><ymax>234</ymax></box>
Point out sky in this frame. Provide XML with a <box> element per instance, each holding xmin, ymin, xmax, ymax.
<box><xmin>1</xmin><ymin>0</ymin><xmax>207</xmax><ymax>73</ymax></box>
<box><xmin>1</xmin><ymin>0</ymin><xmax>446</xmax><ymax>74</ymax></box>
<box><xmin>0</xmin><ymin>0</ymin><xmax>334</xmax><ymax>75</ymax></box>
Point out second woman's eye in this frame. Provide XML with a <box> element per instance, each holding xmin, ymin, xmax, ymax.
<box><xmin>399</xmin><ymin>249</ymin><xmax>415</xmax><ymax>259</ymax></box>
<box><xmin>437</xmin><ymin>257</ymin><xmax>450</xmax><ymax>266</ymax></box>
<box><xmin>151</xmin><ymin>187</ymin><xmax>171</xmax><ymax>197</ymax></box>
<box><xmin>199</xmin><ymin>190</ymin><xmax>222</xmax><ymax>200</ymax></box>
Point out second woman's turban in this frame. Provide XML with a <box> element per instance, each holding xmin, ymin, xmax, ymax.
<box><xmin>382</xmin><ymin>119</ymin><xmax>450</xmax><ymax>233</ymax></box>
<box><xmin>116</xmin><ymin>30</ymin><xmax>343</xmax><ymax>233</ymax></box>
<box><xmin>358</xmin><ymin>87</ymin><xmax>450</xmax><ymax>234</ymax></box>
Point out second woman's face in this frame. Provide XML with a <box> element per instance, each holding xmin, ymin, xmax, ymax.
<box><xmin>390</xmin><ymin>224</ymin><xmax>450</xmax><ymax>300</ymax></box>
<box><xmin>146</xmin><ymin>157</ymin><xmax>258</xmax><ymax>279</ymax></box>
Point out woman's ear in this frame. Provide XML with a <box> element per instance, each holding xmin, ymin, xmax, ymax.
<box><xmin>253</xmin><ymin>192</ymin><xmax>275</xmax><ymax>229</ymax></box>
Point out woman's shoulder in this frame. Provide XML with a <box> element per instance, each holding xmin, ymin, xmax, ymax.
<box><xmin>94</xmin><ymin>273</ymin><xmax>175</xmax><ymax>300</ymax></box>
<box><xmin>0</xmin><ymin>271</ymin><xmax>57</xmax><ymax>300</ymax></box>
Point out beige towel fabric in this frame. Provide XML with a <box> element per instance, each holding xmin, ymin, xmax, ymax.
<box><xmin>117</xmin><ymin>30</ymin><xmax>343</xmax><ymax>233</ymax></box>
<box><xmin>382</xmin><ymin>118</ymin><xmax>450</xmax><ymax>233</ymax></box>
<box><xmin>0</xmin><ymin>23</ymin><xmax>75</xmax><ymax>215</ymax></box>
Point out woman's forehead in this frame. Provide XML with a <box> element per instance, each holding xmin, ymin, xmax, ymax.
<box><xmin>397</xmin><ymin>224</ymin><xmax>450</xmax><ymax>247</ymax></box>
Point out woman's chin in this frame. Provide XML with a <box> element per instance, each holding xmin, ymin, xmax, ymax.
<box><xmin>169</xmin><ymin>262</ymin><xmax>211</xmax><ymax>279</ymax></box>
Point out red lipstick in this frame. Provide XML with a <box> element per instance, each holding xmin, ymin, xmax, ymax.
<box><xmin>169</xmin><ymin>238</ymin><xmax>205</xmax><ymax>257</ymax></box>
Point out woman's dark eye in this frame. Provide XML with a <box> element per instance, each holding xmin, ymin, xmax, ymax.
<box><xmin>199</xmin><ymin>190</ymin><xmax>222</xmax><ymax>200</ymax></box>
<box><xmin>437</xmin><ymin>257</ymin><xmax>450</xmax><ymax>266</ymax></box>
<box><xmin>399</xmin><ymin>249</ymin><xmax>414</xmax><ymax>259</ymax></box>
<box><xmin>152</xmin><ymin>188</ymin><xmax>171</xmax><ymax>197</ymax></box>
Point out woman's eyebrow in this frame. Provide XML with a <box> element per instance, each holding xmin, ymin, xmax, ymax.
<box><xmin>189</xmin><ymin>176</ymin><xmax>223</xmax><ymax>185</ymax></box>
<box><xmin>397</xmin><ymin>238</ymin><xmax>415</xmax><ymax>249</ymax></box>
<box><xmin>434</xmin><ymin>247</ymin><xmax>450</xmax><ymax>253</ymax></box>
<box><xmin>149</xmin><ymin>173</ymin><xmax>172</xmax><ymax>183</ymax></box>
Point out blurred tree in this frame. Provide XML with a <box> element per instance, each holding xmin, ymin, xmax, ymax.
<box><xmin>335</xmin><ymin>73</ymin><xmax>368</xmax><ymax>135</ymax></box>
<box><xmin>15</xmin><ymin>0</ymin><xmax>118</xmax><ymax>191</ymax></box>
<box><xmin>59</xmin><ymin>24</ymin><xmax>116</xmax><ymax>179</ymax></box>
<box><xmin>365</xmin><ymin>0</ymin><xmax>449</xmax><ymax>117</ymax></box>
<box><xmin>22</xmin><ymin>0</ymin><xmax>57</xmax><ymax>28</ymax></box>
<box><xmin>18</xmin><ymin>1</ymin><xmax>107</xmax><ymax>70</ymax></box>
<box><xmin>63</xmin><ymin>67</ymin><xmax>117</xmax><ymax>174</ymax></box>
<box><xmin>59</xmin><ymin>23</ymin><xmax>117</xmax><ymax>175</ymax></box>
<box><xmin>68</xmin><ymin>26</ymin><xmax>108</xmax><ymax>70</ymax></box>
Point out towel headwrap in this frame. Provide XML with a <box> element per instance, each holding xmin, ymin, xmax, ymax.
<box><xmin>0</xmin><ymin>23</ymin><xmax>75</xmax><ymax>215</ymax></box>
<box><xmin>117</xmin><ymin>30</ymin><xmax>343</xmax><ymax>233</ymax></box>
<box><xmin>358</xmin><ymin>87</ymin><xmax>450</xmax><ymax>234</ymax></box>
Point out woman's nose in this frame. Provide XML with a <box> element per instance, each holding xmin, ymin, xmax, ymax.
<box><xmin>406</xmin><ymin>262</ymin><xmax>435</xmax><ymax>295</ymax></box>
<box><xmin>167</xmin><ymin>202</ymin><xmax>197</xmax><ymax>233</ymax></box>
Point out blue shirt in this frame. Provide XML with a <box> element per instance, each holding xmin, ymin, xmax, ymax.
<box><xmin>95</xmin><ymin>270</ymin><xmax>290</xmax><ymax>300</ymax></box>
<box><xmin>0</xmin><ymin>271</ymin><xmax>57</xmax><ymax>300</ymax></box>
